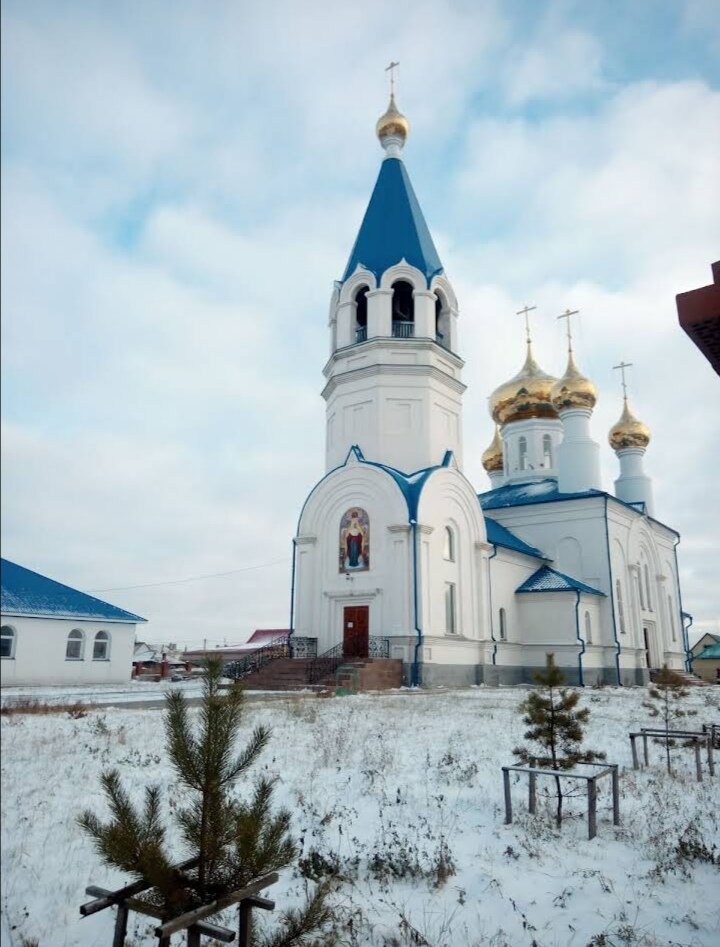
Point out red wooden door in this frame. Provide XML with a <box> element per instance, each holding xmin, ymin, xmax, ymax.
<box><xmin>343</xmin><ymin>606</ymin><xmax>369</xmax><ymax>658</ymax></box>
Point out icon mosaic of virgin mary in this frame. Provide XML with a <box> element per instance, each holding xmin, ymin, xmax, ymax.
<box><xmin>339</xmin><ymin>508</ymin><xmax>370</xmax><ymax>572</ymax></box>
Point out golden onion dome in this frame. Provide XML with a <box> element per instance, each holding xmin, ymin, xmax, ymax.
<box><xmin>550</xmin><ymin>350</ymin><xmax>598</xmax><ymax>412</ymax></box>
<box><xmin>376</xmin><ymin>94</ymin><xmax>409</xmax><ymax>146</ymax></box>
<box><xmin>608</xmin><ymin>399</ymin><xmax>651</xmax><ymax>451</ymax></box>
<box><xmin>482</xmin><ymin>425</ymin><xmax>504</xmax><ymax>472</ymax></box>
<box><xmin>489</xmin><ymin>343</ymin><xmax>559</xmax><ymax>425</ymax></box>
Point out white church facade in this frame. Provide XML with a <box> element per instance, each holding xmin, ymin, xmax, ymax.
<box><xmin>290</xmin><ymin>93</ymin><xmax>690</xmax><ymax>687</ymax></box>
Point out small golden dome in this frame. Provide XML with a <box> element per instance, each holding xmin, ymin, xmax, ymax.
<box><xmin>551</xmin><ymin>351</ymin><xmax>598</xmax><ymax>412</ymax></box>
<box><xmin>376</xmin><ymin>94</ymin><xmax>409</xmax><ymax>145</ymax></box>
<box><xmin>489</xmin><ymin>343</ymin><xmax>559</xmax><ymax>425</ymax></box>
<box><xmin>482</xmin><ymin>425</ymin><xmax>504</xmax><ymax>472</ymax></box>
<box><xmin>608</xmin><ymin>399</ymin><xmax>651</xmax><ymax>451</ymax></box>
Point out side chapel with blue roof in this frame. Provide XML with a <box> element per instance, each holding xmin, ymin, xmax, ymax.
<box><xmin>291</xmin><ymin>91</ymin><xmax>690</xmax><ymax>686</ymax></box>
<box><xmin>1</xmin><ymin>559</ymin><xmax>146</xmax><ymax>686</ymax></box>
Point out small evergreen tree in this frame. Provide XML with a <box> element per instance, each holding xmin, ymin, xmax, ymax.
<box><xmin>642</xmin><ymin>664</ymin><xmax>696</xmax><ymax>775</ymax></box>
<box><xmin>513</xmin><ymin>653</ymin><xmax>605</xmax><ymax>827</ymax></box>
<box><xmin>79</xmin><ymin>658</ymin><xmax>337</xmax><ymax>944</ymax></box>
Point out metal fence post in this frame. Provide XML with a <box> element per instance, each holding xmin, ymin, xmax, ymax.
<box><xmin>187</xmin><ymin>927</ymin><xmax>201</xmax><ymax>947</ymax></box>
<box><xmin>611</xmin><ymin>765</ymin><xmax>620</xmax><ymax>826</ymax></box>
<box><xmin>707</xmin><ymin>735</ymin><xmax>715</xmax><ymax>776</ymax></box>
<box><xmin>630</xmin><ymin>734</ymin><xmax>639</xmax><ymax>770</ymax></box>
<box><xmin>502</xmin><ymin>768</ymin><xmax>512</xmax><ymax>824</ymax></box>
<box><xmin>642</xmin><ymin>731</ymin><xmax>649</xmax><ymax>767</ymax></box>
<box><xmin>694</xmin><ymin>740</ymin><xmax>703</xmax><ymax>782</ymax></box>
<box><xmin>528</xmin><ymin>770</ymin><xmax>537</xmax><ymax>814</ymax></box>
<box><xmin>587</xmin><ymin>777</ymin><xmax>597</xmax><ymax>840</ymax></box>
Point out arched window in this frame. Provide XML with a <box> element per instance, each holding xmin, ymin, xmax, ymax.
<box><xmin>584</xmin><ymin>611</ymin><xmax>592</xmax><ymax>645</ymax></box>
<box><xmin>354</xmin><ymin>286</ymin><xmax>368</xmax><ymax>343</ymax></box>
<box><xmin>93</xmin><ymin>630</ymin><xmax>111</xmax><ymax>660</ymax></box>
<box><xmin>616</xmin><ymin>580</ymin><xmax>626</xmax><ymax>634</ymax></box>
<box><xmin>391</xmin><ymin>281</ymin><xmax>414</xmax><ymax>338</ymax></box>
<box><xmin>435</xmin><ymin>292</ymin><xmax>450</xmax><ymax>349</ymax></box>
<box><xmin>443</xmin><ymin>526</ymin><xmax>455</xmax><ymax>562</ymax></box>
<box><xmin>1</xmin><ymin>625</ymin><xmax>16</xmax><ymax>659</ymax></box>
<box><xmin>644</xmin><ymin>564</ymin><xmax>652</xmax><ymax>610</ymax></box>
<box><xmin>542</xmin><ymin>434</ymin><xmax>553</xmax><ymax>468</ymax></box>
<box><xmin>498</xmin><ymin>608</ymin><xmax>507</xmax><ymax>641</ymax></box>
<box><xmin>637</xmin><ymin>569</ymin><xmax>645</xmax><ymax>610</ymax></box>
<box><xmin>667</xmin><ymin>595</ymin><xmax>676</xmax><ymax>642</ymax></box>
<box><xmin>518</xmin><ymin>437</ymin><xmax>528</xmax><ymax>470</ymax></box>
<box><xmin>66</xmin><ymin>629</ymin><xmax>85</xmax><ymax>660</ymax></box>
<box><xmin>445</xmin><ymin>583</ymin><xmax>457</xmax><ymax>634</ymax></box>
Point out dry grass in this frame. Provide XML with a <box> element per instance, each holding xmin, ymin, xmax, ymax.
<box><xmin>0</xmin><ymin>698</ymin><xmax>95</xmax><ymax>717</ymax></box>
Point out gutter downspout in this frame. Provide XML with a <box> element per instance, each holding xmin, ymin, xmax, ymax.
<box><xmin>574</xmin><ymin>589</ymin><xmax>586</xmax><ymax>687</ymax></box>
<box><xmin>288</xmin><ymin>539</ymin><xmax>297</xmax><ymax>645</ymax></box>
<box><xmin>603</xmin><ymin>496</ymin><xmax>622</xmax><ymax>686</ymax></box>
<box><xmin>672</xmin><ymin>536</ymin><xmax>692</xmax><ymax>673</ymax></box>
<box><xmin>410</xmin><ymin>519</ymin><xmax>423</xmax><ymax>687</ymax></box>
<box><xmin>683</xmin><ymin>613</ymin><xmax>693</xmax><ymax>673</ymax></box>
<box><xmin>488</xmin><ymin>546</ymin><xmax>499</xmax><ymax>668</ymax></box>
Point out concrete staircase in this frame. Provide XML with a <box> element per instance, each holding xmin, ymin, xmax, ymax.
<box><xmin>649</xmin><ymin>668</ymin><xmax>712</xmax><ymax>688</ymax></box>
<box><xmin>239</xmin><ymin>656</ymin><xmax>403</xmax><ymax>692</ymax></box>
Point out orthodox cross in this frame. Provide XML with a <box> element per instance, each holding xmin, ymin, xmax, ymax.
<box><xmin>516</xmin><ymin>304</ymin><xmax>537</xmax><ymax>343</ymax></box>
<box><xmin>385</xmin><ymin>61</ymin><xmax>400</xmax><ymax>97</ymax></box>
<box><xmin>612</xmin><ymin>360</ymin><xmax>633</xmax><ymax>399</ymax></box>
<box><xmin>557</xmin><ymin>308</ymin><xmax>580</xmax><ymax>352</ymax></box>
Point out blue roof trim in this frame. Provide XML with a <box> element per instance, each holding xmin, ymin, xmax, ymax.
<box><xmin>516</xmin><ymin>565</ymin><xmax>605</xmax><ymax>596</ymax></box>
<box><xmin>341</xmin><ymin>157</ymin><xmax>444</xmax><ymax>286</ymax></box>
<box><xmin>478</xmin><ymin>478</ymin><xmax>679</xmax><ymax>536</ymax></box>
<box><xmin>484</xmin><ymin>517</ymin><xmax>546</xmax><ymax>560</ymax></box>
<box><xmin>296</xmin><ymin>446</ymin><xmax>454</xmax><ymax>533</ymax></box>
<box><xmin>0</xmin><ymin>559</ymin><xmax>147</xmax><ymax>622</ymax></box>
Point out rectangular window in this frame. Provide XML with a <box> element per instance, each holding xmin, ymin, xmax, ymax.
<box><xmin>445</xmin><ymin>582</ymin><xmax>457</xmax><ymax>635</ymax></box>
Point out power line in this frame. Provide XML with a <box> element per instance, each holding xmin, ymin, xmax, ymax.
<box><xmin>88</xmin><ymin>558</ymin><xmax>288</xmax><ymax>593</ymax></box>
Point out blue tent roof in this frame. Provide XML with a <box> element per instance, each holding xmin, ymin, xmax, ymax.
<box><xmin>484</xmin><ymin>518</ymin><xmax>546</xmax><ymax>560</ymax></box>
<box><xmin>341</xmin><ymin>157</ymin><xmax>444</xmax><ymax>285</ymax></box>
<box><xmin>0</xmin><ymin>559</ymin><xmax>146</xmax><ymax>622</ymax></box>
<box><xmin>516</xmin><ymin>565</ymin><xmax>605</xmax><ymax>596</ymax></box>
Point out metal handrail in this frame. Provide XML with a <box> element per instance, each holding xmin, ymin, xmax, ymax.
<box><xmin>224</xmin><ymin>634</ymin><xmax>289</xmax><ymax>681</ymax></box>
<box><xmin>355</xmin><ymin>326</ymin><xmax>367</xmax><ymax>343</ymax></box>
<box><xmin>392</xmin><ymin>321</ymin><xmax>414</xmax><ymax>338</ymax></box>
<box><xmin>306</xmin><ymin>637</ymin><xmax>390</xmax><ymax>685</ymax></box>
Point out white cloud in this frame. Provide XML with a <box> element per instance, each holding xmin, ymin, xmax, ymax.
<box><xmin>2</xmin><ymin>0</ymin><xmax>719</xmax><ymax>645</ymax></box>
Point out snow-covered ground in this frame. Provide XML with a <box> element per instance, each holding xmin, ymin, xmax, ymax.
<box><xmin>1</xmin><ymin>686</ymin><xmax>719</xmax><ymax>946</ymax></box>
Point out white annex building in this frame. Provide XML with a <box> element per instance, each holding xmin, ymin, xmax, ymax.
<box><xmin>1</xmin><ymin>559</ymin><xmax>146</xmax><ymax>686</ymax></box>
<box><xmin>291</xmin><ymin>93</ymin><xmax>690</xmax><ymax>687</ymax></box>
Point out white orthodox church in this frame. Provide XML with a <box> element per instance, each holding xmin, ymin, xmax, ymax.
<box><xmin>290</xmin><ymin>93</ymin><xmax>690</xmax><ymax>687</ymax></box>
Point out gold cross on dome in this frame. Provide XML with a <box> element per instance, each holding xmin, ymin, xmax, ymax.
<box><xmin>516</xmin><ymin>304</ymin><xmax>537</xmax><ymax>343</ymax></box>
<box><xmin>557</xmin><ymin>308</ymin><xmax>580</xmax><ymax>352</ymax></box>
<box><xmin>612</xmin><ymin>360</ymin><xmax>633</xmax><ymax>399</ymax></box>
<box><xmin>385</xmin><ymin>61</ymin><xmax>400</xmax><ymax>96</ymax></box>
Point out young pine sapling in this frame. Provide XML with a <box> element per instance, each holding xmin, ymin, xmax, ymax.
<box><xmin>513</xmin><ymin>653</ymin><xmax>605</xmax><ymax>827</ymax></box>
<box><xmin>78</xmin><ymin>657</ymin><xmax>337</xmax><ymax>945</ymax></box>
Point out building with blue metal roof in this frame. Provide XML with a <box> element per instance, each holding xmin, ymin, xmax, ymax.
<box><xmin>1</xmin><ymin>559</ymin><xmax>146</xmax><ymax>686</ymax></box>
<box><xmin>287</xmin><ymin>90</ymin><xmax>691</xmax><ymax>688</ymax></box>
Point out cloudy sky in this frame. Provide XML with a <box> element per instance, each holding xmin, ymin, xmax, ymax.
<box><xmin>2</xmin><ymin>0</ymin><xmax>719</xmax><ymax>649</ymax></box>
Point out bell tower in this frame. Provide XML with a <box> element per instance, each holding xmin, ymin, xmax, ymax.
<box><xmin>323</xmin><ymin>87</ymin><xmax>465</xmax><ymax>474</ymax></box>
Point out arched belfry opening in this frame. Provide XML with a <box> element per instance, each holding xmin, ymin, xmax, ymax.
<box><xmin>435</xmin><ymin>290</ymin><xmax>450</xmax><ymax>349</ymax></box>
<box><xmin>391</xmin><ymin>280</ymin><xmax>415</xmax><ymax>338</ymax></box>
<box><xmin>354</xmin><ymin>286</ymin><xmax>368</xmax><ymax>343</ymax></box>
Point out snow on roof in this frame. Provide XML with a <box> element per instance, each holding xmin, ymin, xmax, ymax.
<box><xmin>1</xmin><ymin>559</ymin><xmax>146</xmax><ymax>623</ymax></box>
<box><xmin>479</xmin><ymin>478</ymin><xmax>604</xmax><ymax>511</ymax></box>
<box><xmin>516</xmin><ymin>566</ymin><xmax>605</xmax><ymax>596</ymax></box>
<box><xmin>484</xmin><ymin>517</ymin><xmax>546</xmax><ymax>560</ymax></box>
<box><xmin>341</xmin><ymin>157</ymin><xmax>444</xmax><ymax>285</ymax></box>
